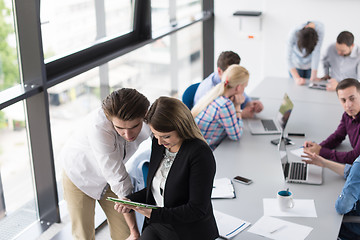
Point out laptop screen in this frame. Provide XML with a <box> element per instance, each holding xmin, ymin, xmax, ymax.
<box><xmin>275</xmin><ymin>93</ymin><xmax>294</xmax><ymax>131</ymax></box>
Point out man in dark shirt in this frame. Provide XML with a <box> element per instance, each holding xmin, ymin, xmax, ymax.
<box><xmin>304</xmin><ymin>78</ymin><xmax>360</xmax><ymax>164</ymax></box>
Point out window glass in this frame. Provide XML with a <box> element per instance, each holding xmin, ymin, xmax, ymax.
<box><xmin>40</xmin><ymin>0</ymin><xmax>134</xmax><ymax>60</ymax></box>
<box><xmin>151</xmin><ymin>0</ymin><xmax>170</xmax><ymax>31</ymax></box>
<box><xmin>152</xmin><ymin>0</ymin><xmax>202</xmax><ymax>31</ymax></box>
<box><xmin>0</xmin><ymin>0</ymin><xmax>20</xmax><ymax>92</ymax></box>
<box><xmin>176</xmin><ymin>0</ymin><xmax>202</xmax><ymax>22</ymax></box>
<box><xmin>0</xmin><ymin>101</ymin><xmax>37</xmax><ymax>238</ymax></box>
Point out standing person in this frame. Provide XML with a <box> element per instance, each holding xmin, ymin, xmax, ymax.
<box><xmin>192</xmin><ymin>64</ymin><xmax>249</xmax><ymax>150</ymax></box>
<box><xmin>193</xmin><ymin>51</ymin><xmax>263</xmax><ymax>118</ymax></box>
<box><xmin>60</xmin><ymin>88</ymin><xmax>151</xmax><ymax>240</ymax></box>
<box><xmin>304</xmin><ymin>78</ymin><xmax>360</xmax><ymax>164</ymax></box>
<box><xmin>114</xmin><ymin>97</ymin><xmax>219</xmax><ymax>240</ymax></box>
<box><xmin>322</xmin><ymin>31</ymin><xmax>360</xmax><ymax>91</ymax></box>
<box><xmin>302</xmin><ymin>151</ymin><xmax>360</xmax><ymax>240</ymax></box>
<box><xmin>287</xmin><ymin>21</ymin><xmax>324</xmax><ymax>85</ymax></box>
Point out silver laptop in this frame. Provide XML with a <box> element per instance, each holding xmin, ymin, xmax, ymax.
<box><xmin>248</xmin><ymin>93</ymin><xmax>294</xmax><ymax>135</ymax></box>
<box><xmin>278</xmin><ymin>138</ymin><xmax>323</xmax><ymax>185</ymax></box>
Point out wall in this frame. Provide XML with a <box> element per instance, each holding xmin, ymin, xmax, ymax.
<box><xmin>214</xmin><ymin>0</ymin><xmax>360</xmax><ymax>93</ymax></box>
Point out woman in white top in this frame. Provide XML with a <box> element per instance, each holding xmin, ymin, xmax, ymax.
<box><xmin>61</xmin><ymin>88</ymin><xmax>151</xmax><ymax>240</ymax></box>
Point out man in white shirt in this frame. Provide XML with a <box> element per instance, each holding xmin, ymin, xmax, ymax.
<box><xmin>61</xmin><ymin>88</ymin><xmax>151</xmax><ymax>240</ymax></box>
<box><xmin>322</xmin><ymin>31</ymin><xmax>360</xmax><ymax>91</ymax></box>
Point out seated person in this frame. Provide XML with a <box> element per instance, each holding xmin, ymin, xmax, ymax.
<box><xmin>193</xmin><ymin>51</ymin><xmax>263</xmax><ymax>118</ymax></box>
<box><xmin>114</xmin><ymin>97</ymin><xmax>219</xmax><ymax>240</ymax></box>
<box><xmin>322</xmin><ymin>31</ymin><xmax>360</xmax><ymax>91</ymax></box>
<box><xmin>192</xmin><ymin>64</ymin><xmax>249</xmax><ymax>150</ymax></box>
<box><xmin>287</xmin><ymin>21</ymin><xmax>324</xmax><ymax>85</ymax></box>
<box><xmin>302</xmin><ymin>150</ymin><xmax>360</xmax><ymax>240</ymax></box>
<box><xmin>304</xmin><ymin>78</ymin><xmax>360</xmax><ymax>164</ymax></box>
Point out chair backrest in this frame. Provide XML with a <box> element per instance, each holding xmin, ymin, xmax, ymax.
<box><xmin>182</xmin><ymin>82</ymin><xmax>200</xmax><ymax>110</ymax></box>
<box><xmin>142</xmin><ymin>161</ymin><xmax>149</xmax><ymax>186</ymax></box>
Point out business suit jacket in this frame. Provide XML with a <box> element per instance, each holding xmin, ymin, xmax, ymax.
<box><xmin>128</xmin><ymin>137</ymin><xmax>219</xmax><ymax>240</ymax></box>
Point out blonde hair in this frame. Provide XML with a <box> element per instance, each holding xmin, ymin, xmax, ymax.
<box><xmin>145</xmin><ymin>97</ymin><xmax>206</xmax><ymax>142</ymax></box>
<box><xmin>191</xmin><ymin>65</ymin><xmax>249</xmax><ymax>117</ymax></box>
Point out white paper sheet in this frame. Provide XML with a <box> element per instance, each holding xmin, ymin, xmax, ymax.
<box><xmin>290</xmin><ymin>147</ymin><xmax>304</xmax><ymax>158</ymax></box>
<box><xmin>214</xmin><ymin>210</ymin><xmax>251</xmax><ymax>239</ymax></box>
<box><xmin>263</xmin><ymin>198</ymin><xmax>317</xmax><ymax>217</ymax></box>
<box><xmin>248</xmin><ymin>216</ymin><xmax>313</xmax><ymax>240</ymax></box>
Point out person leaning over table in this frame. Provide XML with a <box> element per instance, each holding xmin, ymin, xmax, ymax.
<box><xmin>287</xmin><ymin>21</ymin><xmax>324</xmax><ymax>85</ymax></box>
<box><xmin>193</xmin><ymin>50</ymin><xmax>263</xmax><ymax>118</ymax></box>
<box><xmin>114</xmin><ymin>97</ymin><xmax>219</xmax><ymax>240</ymax></box>
<box><xmin>302</xmin><ymin>150</ymin><xmax>360</xmax><ymax>240</ymax></box>
<box><xmin>191</xmin><ymin>64</ymin><xmax>249</xmax><ymax>150</ymax></box>
<box><xmin>322</xmin><ymin>31</ymin><xmax>360</xmax><ymax>91</ymax></box>
<box><xmin>303</xmin><ymin>78</ymin><xmax>360</xmax><ymax>164</ymax></box>
<box><xmin>60</xmin><ymin>88</ymin><xmax>152</xmax><ymax>240</ymax></box>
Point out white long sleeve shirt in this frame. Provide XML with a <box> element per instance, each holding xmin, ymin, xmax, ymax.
<box><xmin>61</xmin><ymin>108</ymin><xmax>151</xmax><ymax>200</ymax></box>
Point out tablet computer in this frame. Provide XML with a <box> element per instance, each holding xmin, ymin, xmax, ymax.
<box><xmin>308</xmin><ymin>82</ymin><xmax>327</xmax><ymax>90</ymax></box>
<box><xmin>106</xmin><ymin>197</ymin><xmax>159</xmax><ymax>209</ymax></box>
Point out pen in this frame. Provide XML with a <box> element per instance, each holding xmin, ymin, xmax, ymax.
<box><xmin>270</xmin><ymin>225</ymin><xmax>286</xmax><ymax>234</ymax></box>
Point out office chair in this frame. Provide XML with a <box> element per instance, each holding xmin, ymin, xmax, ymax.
<box><xmin>182</xmin><ymin>82</ymin><xmax>200</xmax><ymax>109</ymax></box>
<box><xmin>142</xmin><ymin>161</ymin><xmax>149</xmax><ymax>186</ymax></box>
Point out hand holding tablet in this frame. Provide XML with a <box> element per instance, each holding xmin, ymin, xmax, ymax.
<box><xmin>107</xmin><ymin>197</ymin><xmax>159</xmax><ymax>209</ymax></box>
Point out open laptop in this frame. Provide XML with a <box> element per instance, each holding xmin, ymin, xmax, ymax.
<box><xmin>248</xmin><ymin>93</ymin><xmax>294</xmax><ymax>135</ymax></box>
<box><xmin>278</xmin><ymin>138</ymin><xmax>323</xmax><ymax>185</ymax></box>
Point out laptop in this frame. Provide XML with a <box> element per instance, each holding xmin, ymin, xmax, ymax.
<box><xmin>248</xmin><ymin>93</ymin><xmax>294</xmax><ymax>135</ymax></box>
<box><xmin>278</xmin><ymin>138</ymin><xmax>323</xmax><ymax>185</ymax></box>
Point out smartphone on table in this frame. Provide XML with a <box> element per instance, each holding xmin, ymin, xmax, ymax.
<box><xmin>233</xmin><ymin>176</ymin><xmax>253</xmax><ymax>185</ymax></box>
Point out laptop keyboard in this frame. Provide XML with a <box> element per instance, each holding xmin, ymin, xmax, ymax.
<box><xmin>261</xmin><ymin>119</ymin><xmax>277</xmax><ymax>131</ymax></box>
<box><xmin>289</xmin><ymin>162</ymin><xmax>307</xmax><ymax>180</ymax></box>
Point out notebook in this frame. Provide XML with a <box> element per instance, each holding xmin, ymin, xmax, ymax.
<box><xmin>278</xmin><ymin>139</ymin><xmax>323</xmax><ymax>185</ymax></box>
<box><xmin>248</xmin><ymin>93</ymin><xmax>294</xmax><ymax>135</ymax></box>
<box><xmin>211</xmin><ymin>178</ymin><xmax>235</xmax><ymax>199</ymax></box>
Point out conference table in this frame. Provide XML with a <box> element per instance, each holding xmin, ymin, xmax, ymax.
<box><xmin>251</xmin><ymin>77</ymin><xmax>339</xmax><ymax>105</ymax></box>
<box><xmin>212</xmin><ymin>77</ymin><xmax>350</xmax><ymax>239</ymax></box>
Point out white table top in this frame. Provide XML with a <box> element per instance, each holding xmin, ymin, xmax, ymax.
<box><xmin>250</xmin><ymin>77</ymin><xmax>339</xmax><ymax>105</ymax></box>
<box><xmin>212</xmin><ymin>89</ymin><xmax>348</xmax><ymax>239</ymax></box>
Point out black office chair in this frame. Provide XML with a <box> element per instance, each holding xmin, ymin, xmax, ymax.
<box><xmin>182</xmin><ymin>82</ymin><xmax>200</xmax><ymax>110</ymax></box>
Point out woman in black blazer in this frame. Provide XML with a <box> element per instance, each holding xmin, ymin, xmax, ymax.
<box><xmin>115</xmin><ymin>97</ymin><xmax>219</xmax><ymax>240</ymax></box>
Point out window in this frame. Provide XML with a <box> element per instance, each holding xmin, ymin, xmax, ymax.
<box><xmin>40</xmin><ymin>0</ymin><xmax>135</xmax><ymax>60</ymax></box>
<box><xmin>0</xmin><ymin>0</ymin><xmax>20</xmax><ymax>92</ymax></box>
<box><xmin>0</xmin><ymin>101</ymin><xmax>37</xmax><ymax>239</ymax></box>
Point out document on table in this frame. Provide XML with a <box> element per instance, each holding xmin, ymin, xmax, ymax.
<box><xmin>263</xmin><ymin>198</ymin><xmax>317</xmax><ymax>217</ymax></box>
<box><xmin>214</xmin><ymin>210</ymin><xmax>251</xmax><ymax>239</ymax></box>
<box><xmin>290</xmin><ymin>147</ymin><xmax>304</xmax><ymax>158</ymax></box>
<box><xmin>248</xmin><ymin>216</ymin><xmax>313</xmax><ymax>240</ymax></box>
<box><xmin>211</xmin><ymin>178</ymin><xmax>235</xmax><ymax>199</ymax></box>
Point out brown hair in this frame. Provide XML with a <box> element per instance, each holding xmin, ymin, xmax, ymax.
<box><xmin>145</xmin><ymin>97</ymin><xmax>205</xmax><ymax>142</ymax></box>
<box><xmin>102</xmin><ymin>88</ymin><xmax>149</xmax><ymax>121</ymax></box>
<box><xmin>337</xmin><ymin>31</ymin><xmax>354</xmax><ymax>47</ymax></box>
<box><xmin>297</xmin><ymin>27</ymin><xmax>318</xmax><ymax>57</ymax></box>
<box><xmin>217</xmin><ymin>51</ymin><xmax>241</xmax><ymax>71</ymax></box>
<box><xmin>336</xmin><ymin>78</ymin><xmax>360</xmax><ymax>93</ymax></box>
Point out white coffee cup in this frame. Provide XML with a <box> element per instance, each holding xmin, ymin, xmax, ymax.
<box><xmin>277</xmin><ymin>190</ymin><xmax>295</xmax><ymax>211</ymax></box>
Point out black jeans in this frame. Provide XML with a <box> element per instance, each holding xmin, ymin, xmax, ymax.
<box><xmin>140</xmin><ymin>223</ymin><xmax>179</xmax><ymax>240</ymax></box>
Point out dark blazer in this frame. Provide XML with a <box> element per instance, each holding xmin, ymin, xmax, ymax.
<box><xmin>128</xmin><ymin>137</ymin><xmax>219</xmax><ymax>240</ymax></box>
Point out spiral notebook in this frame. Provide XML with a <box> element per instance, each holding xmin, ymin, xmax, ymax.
<box><xmin>211</xmin><ymin>178</ymin><xmax>236</xmax><ymax>199</ymax></box>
